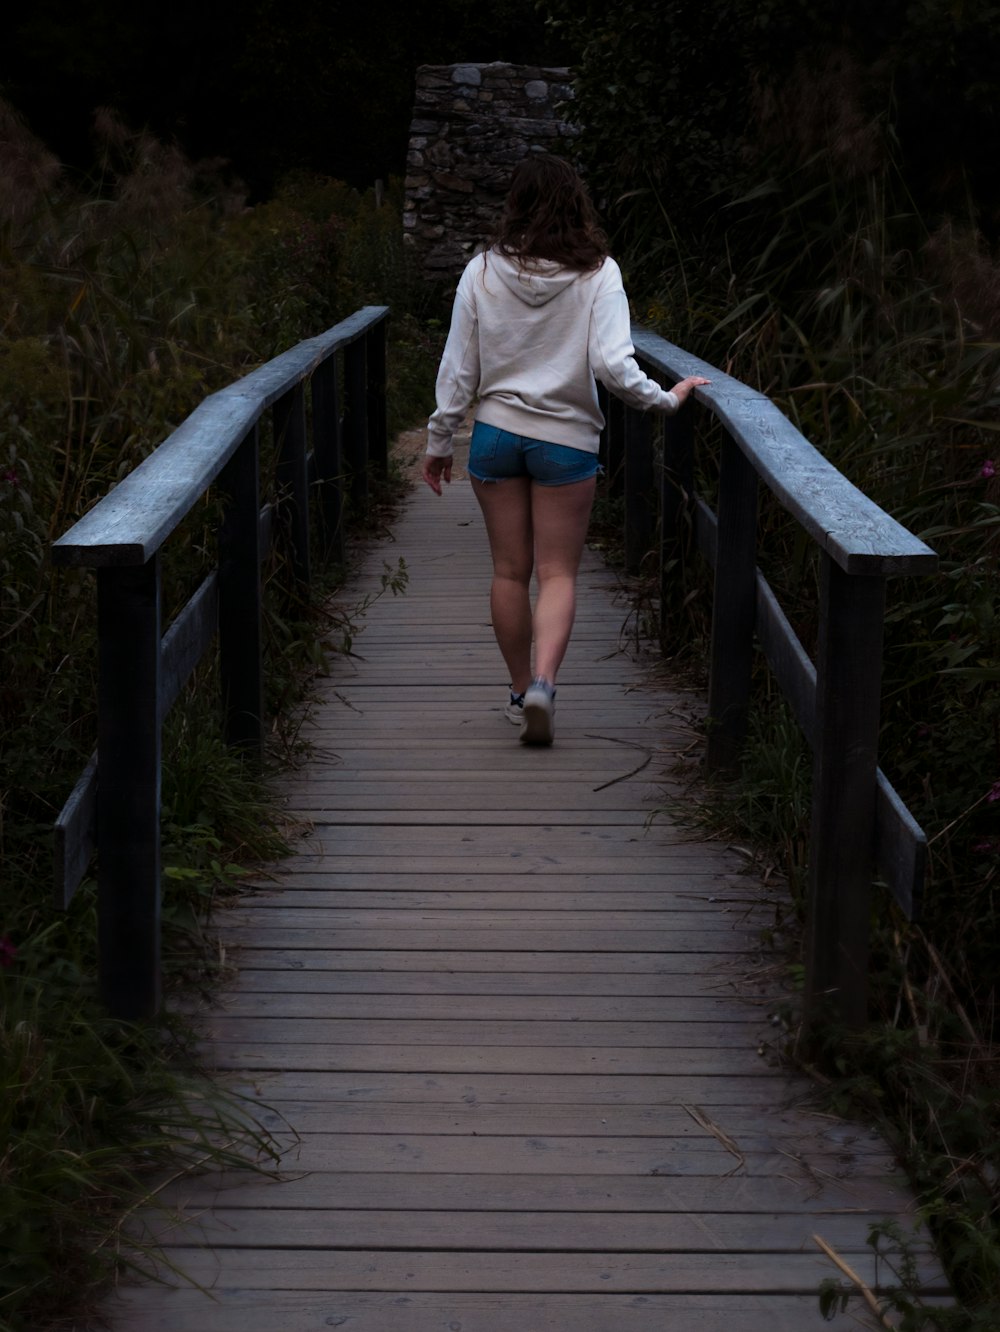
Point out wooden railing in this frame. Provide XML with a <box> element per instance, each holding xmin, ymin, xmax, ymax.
<box><xmin>607</xmin><ymin>327</ymin><xmax>939</xmax><ymax>1029</ymax></box>
<box><xmin>51</xmin><ymin>307</ymin><xmax>389</xmax><ymax>1020</ymax></box>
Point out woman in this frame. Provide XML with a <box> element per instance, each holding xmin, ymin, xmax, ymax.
<box><xmin>422</xmin><ymin>154</ymin><xmax>708</xmax><ymax>745</ymax></box>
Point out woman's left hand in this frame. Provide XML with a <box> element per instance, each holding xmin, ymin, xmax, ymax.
<box><xmin>422</xmin><ymin>454</ymin><xmax>453</xmax><ymax>496</ymax></box>
<box><xmin>671</xmin><ymin>375</ymin><xmax>711</xmax><ymax>406</ymax></box>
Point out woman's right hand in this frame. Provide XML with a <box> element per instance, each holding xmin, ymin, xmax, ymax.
<box><xmin>672</xmin><ymin>375</ymin><xmax>711</xmax><ymax>405</ymax></box>
<box><xmin>422</xmin><ymin>454</ymin><xmax>453</xmax><ymax>496</ymax></box>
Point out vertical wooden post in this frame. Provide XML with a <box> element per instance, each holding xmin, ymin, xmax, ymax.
<box><xmin>274</xmin><ymin>383</ymin><xmax>311</xmax><ymax>588</ymax></box>
<box><xmin>659</xmin><ymin>403</ymin><xmax>695</xmax><ymax>652</ymax></box>
<box><xmin>343</xmin><ymin>336</ymin><xmax>369</xmax><ymax>513</ymax></box>
<box><xmin>804</xmin><ymin>556</ymin><xmax>886</xmax><ymax>1030</ymax></box>
<box><xmin>97</xmin><ymin>556</ymin><xmax>162</xmax><ymax>1019</ymax></box>
<box><xmin>365</xmin><ymin>318</ymin><xmax>388</xmax><ymax>481</ymax></box>
<box><xmin>312</xmin><ymin>354</ymin><xmax>345</xmax><ymax>565</ymax></box>
<box><xmin>218</xmin><ymin>425</ymin><xmax>263</xmax><ymax>759</ymax></box>
<box><xmin>597</xmin><ymin>383</ymin><xmax>610</xmax><ymax>474</ymax></box>
<box><xmin>624</xmin><ymin>408</ymin><xmax>654</xmax><ymax>575</ymax></box>
<box><xmin>605</xmin><ymin>394</ymin><xmax>625</xmax><ymax>499</ymax></box>
<box><xmin>706</xmin><ymin>434</ymin><xmax>758</xmax><ymax>773</ymax></box>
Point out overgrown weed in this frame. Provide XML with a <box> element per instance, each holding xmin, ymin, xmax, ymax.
<box><xmin>0</xmin><ymin>104</ymin><xmax>428</xmax><ymax>1329</ymax></box>
<box><xmin>594</xmin><ymin>101</ymin><xmax>1000</xmax><ymax>1329</ymax></box>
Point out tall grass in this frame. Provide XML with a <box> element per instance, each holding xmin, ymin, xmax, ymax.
<box><xmin>0</xmin><ymin>102</ymin><xmax>437</xmax><ymax>1329</ymax></box>
<box><xmin>617</xmin><ymin>110</ymin><xmax>1000</xmax><ymax>1324</ymax></box>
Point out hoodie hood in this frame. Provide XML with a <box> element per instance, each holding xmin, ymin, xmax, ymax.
<box><xmin>489</xmin><ymin>250</ymin><xmax>581</xmax><ymax>306</ymax></box>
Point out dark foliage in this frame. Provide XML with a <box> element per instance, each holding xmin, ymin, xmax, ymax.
<box><xmin>1</xmin><ymin>0</ymin><xmax>571</xmax><ymax>196</ymax></box>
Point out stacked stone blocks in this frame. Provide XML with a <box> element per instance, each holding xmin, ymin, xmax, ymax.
<box><xmin>404</xmin><ymin>62</ymin><xmax>577</xmax><ymax>278</ymax></box>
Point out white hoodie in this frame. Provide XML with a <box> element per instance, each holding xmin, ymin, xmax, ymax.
<box><xmin>426</xmin><ymin>249</ymin><xmax>679</xmax><ymax>458</ymax></box>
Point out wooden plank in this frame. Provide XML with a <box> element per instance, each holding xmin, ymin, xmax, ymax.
<box><xmin>202</xmin><ymin>1017</ymin><xmax>772</xmax><ymax>1048</ymax></box>
<box><xmin>110</xmin><ymin>1247</ymin><xmax>943</xmax><ymax>1293</ymax></box>
<box><xmin>159</xmin><ymin>571</ymin><xmax>218</xmax><ymax>722</ymax></box>
<box><xmin>204</xmin><ymin>1045</ymin><xmax>805</xmax><ymax>1076</ymax></box>
<box><xmin>102</xmin><ymin>1289</ymin><xmax>915</xmax><ymax>1332</ymax></box>
<box><xmin>875</xmin><ymin>765</ymin><xmax>927</xmax><ymax>921</ymax></box>
<box><xmin>217</xmin><ymin>929</ymin><xmax>762</xmax><ymax>953</ymax></box>
<box><xmin>236</xmin><ymin>1098</ymin><xmax>865</xmax><ymax>1137</ymax></box>
<box><xmin>222</xmin><ymin>948</ymin><xmax>768</xmax><ymax>974</ymax></box>
<box><xmin>173</xmin><ymin>1130</ymin><xmax>896</xmax><ymax>1174</ymax></box>
<box><xmin>237</xmin><ymin>880</ymin><xmax>759</xmax><ymax>901</ymax></box>
<box><xmin>53</xmin><ymin>749</ymin><xmax>97</xmax><ymax>909</ymax></box>
<box><xmin>139</xmin><ymin>1208</ymin><xmax>909</xmax><ymax>1253</ymax></box>
<box><xmin>228</xmin><ymin>968</ymin><xmax>774</xmax><ymax>998</ymax></box>
<box><xmin>206</xmin><ymin>993</ymin><xmax>772</xmax><ymax>1022</ymax></box>
<box><xmin>219</xmin><ymin>909</ymin><xmax>770</xmax><ymax>933</ymax></box>
<box><xmin>156</xmin><ymin>1168</ymin><xmax>916</xmax><ymax>1213</ymax></box>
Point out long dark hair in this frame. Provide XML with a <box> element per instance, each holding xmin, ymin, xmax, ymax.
<box><xmin>492</xmin><ymin>154</ymin><xmax>609</xmax><ymax>273</ymax></box>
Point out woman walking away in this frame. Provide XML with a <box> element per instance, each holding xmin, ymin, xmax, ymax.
<box><xmin>422</xmin><ymin>153</ymin><xmax>709</xmax><ymax>746</ymax></box>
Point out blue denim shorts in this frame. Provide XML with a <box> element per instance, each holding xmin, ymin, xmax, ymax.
<box><xmin>468</xmin><ymin>421</ymin><xmax>600</xmax><ymax>486</ymax></box>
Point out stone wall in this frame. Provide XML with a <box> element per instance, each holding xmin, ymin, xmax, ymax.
<box><xmin>404</xmin><ymin>63</ymin><xmax>577</xmax><ymax>280</ymax></box>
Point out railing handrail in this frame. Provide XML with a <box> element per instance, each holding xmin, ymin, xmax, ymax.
<box><xmin>51</xmin><ymin>306</ymin><xmax>390</xmax><ymax>1020</ymax></box>
<box><xmin>52</xmin><ymin>306</ymin><xmax>388</xmax><ymax>569</ymax></box>
<box><xmin>631</xmin><ymin>328</ymin><xmax>936</xmax><ymax>575</ymax></box>
<box><xmin>614</xmin><ymin>325</ymin><xmax>939</xmax><ymax>1031</ymax></box>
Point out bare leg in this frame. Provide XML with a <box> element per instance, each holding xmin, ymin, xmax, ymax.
<box><xmin>471</xmin><ymin>476</ymin><xmax>534</xmax><ymax>694</ymax></box>
<box><xmin>531</xmin><ymin>476</ymin><xmax>597</xmax><ymax>683</ymax></box>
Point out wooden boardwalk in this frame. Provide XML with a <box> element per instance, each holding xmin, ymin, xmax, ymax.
<box><xmin>106</xmin><ymin>451</ymin><xmax>940</xmax><ymax>1330</ymax></box>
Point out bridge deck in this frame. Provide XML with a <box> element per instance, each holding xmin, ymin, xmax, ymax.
<box><xmin>106</xmin><ymin>449</ymin><xmax>939</xmax><ymax>1330</ymax></box>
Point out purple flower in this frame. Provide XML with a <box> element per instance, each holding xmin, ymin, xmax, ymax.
<box><xmin>987</xmin><ymin>781</ymin><xmax>1000</xmax><ymax>804</ymax></box>
<box><xmin>0</xmin><ymin>936</ymin><xmax>16</xmax><ymax>968</ymax></box>
<box><xmin>2</xmin><ymin>469</ymin><xmax>19</xmax><ymax>488</ymax></box>
<box><xmin>981</xmin><ymin>460</ymin><xmax>997</xmax><ymax>479</ymax></box>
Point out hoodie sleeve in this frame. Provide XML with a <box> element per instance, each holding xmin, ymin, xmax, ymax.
<box><xmin>426</xmin><ymin>268</ymin><xmax>481</xmax><ymax>457</ymax></box>
<box><xmin>588</xmin><ymin>261</ymin><xmax>679</xmax><ymax>414</ymax></box>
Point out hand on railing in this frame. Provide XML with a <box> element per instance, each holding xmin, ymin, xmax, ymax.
<box><xmin>671</xmin><ymin>375</ymin><xmax>711</xmax><ymax>406</ymax></box>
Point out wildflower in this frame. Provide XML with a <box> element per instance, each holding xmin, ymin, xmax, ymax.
<box><xmin>981</xmin><ymin>460</ymin><xmax>997</xmax><ymax>479</ymax></box>
<box><xmin>2</xmin><ymin>468</ymin><xmax>18</xmax><ymax>487</ymax></box>
<box><xmin>987</xmin><ymin>780</ymin><xmax>1000</xmax><ymax>803</ymax></box>
<box><xmin>0</xmin><ymin>935</ymin><xmax>16</xmax><ymax>968</ymax></box>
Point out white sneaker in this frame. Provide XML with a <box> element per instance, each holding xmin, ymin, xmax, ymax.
<box><xmin>504</xmin><ymin>689</ymin><xmax>525</xmax><ymax>725</ymax></box>
<box><xmin>521</xmin><ymin>677</ymin><xmax>556</xmax><ymax>746</ymax></box>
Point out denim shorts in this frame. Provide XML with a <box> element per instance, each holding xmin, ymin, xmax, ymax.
<box><xmin>468</xmin><ymin>421</ymin><xmax>600</xmax><ymax>486</ymax></box>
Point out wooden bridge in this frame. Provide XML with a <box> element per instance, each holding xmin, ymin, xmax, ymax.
<box><xmin>52</xmin><ymin>309</ymin><xmax>947</xmax><ymax>1327</ymax></box>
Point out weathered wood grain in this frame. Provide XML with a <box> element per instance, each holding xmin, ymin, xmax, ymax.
<box><xmin>102</xmin><ymin>1289</ymin><xmax>926</xmax><ymax>1332</ymax></box>
<box><xmin>631</xmin><ymin>327</ymin><xmax>937</xmax><ymax>575</ymax></box>
<box><xmin>52</xmin><ymin>308</ymin><xmax>387</xmax><ymax>567</ymax></box>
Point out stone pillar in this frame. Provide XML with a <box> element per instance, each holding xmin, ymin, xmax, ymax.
<box><xmin>404</xmin><ymin>63</ymin><xmax>577</xmax><ymax>280</ymax></box>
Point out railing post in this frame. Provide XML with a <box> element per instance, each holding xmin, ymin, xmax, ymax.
<box><xmin>706</xmin><ymin>433</ymin><xmax>758</xmax><ymax>773</ymax></box>
<box><xmin>659</xmin><ymin>402</ymin><xmax>695</xmax><ymax>653</ymax></box>
<box><xmin>365</xmin><ymin>317</ymin><xmax>388</xmax><ymax>481</ymax></box>
<box><xmin>312</xmin><ymin>354</ymin><xmax>346</xmax><ymax>565</ymax></box>
<box><xmin>97</xmin><ymin>556</ymin><xmax>162</xmax><ymax>1019</ymax></box>
<box><xmin>804</xmin><ymin>555</ymin><xmax>886</xmax><ymax>1030</ymax></box>
<box><xmin>273</xmin><ymin>383</ymin><xmax>311</xmax><ymax>588</ymax></box>
<box><xmin>605</xmin><ymin>393</ymin><xmax>625</xmax><ymax>498</ymax></box>
<box><xmin>343</xmin><ymin>336</ymin><xmax>369</xmax><ymax>513</ymax></box>
<box><xmin>624</xmin><ymin>408</ymin><xmax>654</xmax><ymax>575</ymax></box>
<box><xmin>218</xmin><ymin>424</ymin><xmax>264</xmax><ymax>759</ymax></box>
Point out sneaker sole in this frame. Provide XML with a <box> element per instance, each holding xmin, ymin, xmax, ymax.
<box><xmin>521</xmin><ymin>700</ymin><xmax>554</xmax><ymax>746</ymax></box>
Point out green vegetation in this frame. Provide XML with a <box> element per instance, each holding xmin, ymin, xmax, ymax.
<box><xmin>546</xmin><ymin>1</ymin><xmax>1000</xmax><ymax>1322</ymax></box>
<box><xmin>0</xmin><ymin>102</ymin><xmax>435</xmax><ymax>1329</ymax></box>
